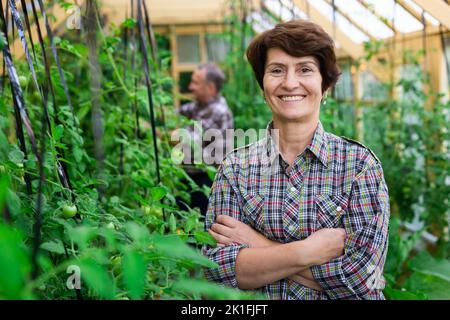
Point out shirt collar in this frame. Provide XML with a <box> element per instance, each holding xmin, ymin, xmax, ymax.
<box><xmin>306</xmin><ymin>121</ymin><xmax>329</xmax><ymax>167</ymax></box>
<box><xmin>264</xmin><ymin>120</ymin><xmax>329</xmax><ymax>168</ymax></box>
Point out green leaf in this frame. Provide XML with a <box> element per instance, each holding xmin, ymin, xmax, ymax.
<box><xmin>206</xmin><ymin>165</ymin><xmax>217</xmax><ymax>181</ymax></box>
<box><xmin>0</xmin><ymin>174</ymin><xmax>9</xmax><ymax>212</ymax></box>
<box><xmin>184</xmin><ymin>214</ymin><xmax>197</xmax><ymax>233</ymax></box>
<box><xmin>194</xmin><ymin>231</ymin><xmax>216</xmax><ymax>246</ymax></box>
<box><xmin>0</xmin><ymin>223</ymin><xmax>31</xmax><ymax>299</ymax></box>
<box><xmin>78</xmin><ymin>258</ymin><xmax>115</xmax><ymax>299</ymax></box>
<box><xmin>383</xmin><ymin>286</ymin><xmax>427</xmax><ymax>300</ymax></box>
<box><xmin>53</xmin><ymin>124</ymin><xmax>64</xmax><ymax>141</ymax></box>
<box><xmin>152</xmin><ymin>235</ymin><xmax>218</xmax><ymax>268</ymax></box>
<box><xmin>122</xmin><ymin>18</ymin><xmax>137</xmax><ymax>29</ymax></box>
<box><xmin>125</xmin><ymin>222</ymin><xmax>150</xmax><ymax>246</ymax></box>
<box><xmin>173</xmin><ymin>279</ymin><xmax>265</xmax><ymax>300</ymax></box>
<box><xmin>150</xmin><ymin>186</ymin><xmax>167</xmax><ymax>202</ymax></box>
<box><xmin>404</xmin><ymin>272</ymin><xmax>450</xmax><ymax>300</ymax></box>
<box><xmin>8</xmin><ymin>150</ymin><xmax>25</xmax><ymax>163</ymax></box>
<box><xmin>122</xmin><ymin>248</ymin><xmax>147</xmax><ymax>300</ymax></box>
<box><xmin>66</xmin><ymin>226</ymin><xmax>96</xmax><ymax>250</ymax></box>
<box><xmin>40</xmin><ymin>240</ymin><xmax>65</xmax><ymax>255</ymax></box>
<box><xmin>408</xmin><ymin>251</ymin><xmax>450</xmax><ymax>282</ymax></box>
<box><xmin>0</xmin><ymin>31</ymin><xmax>6</xmax><ymax>50</ymax></box>
<box><xmin>169</xmin><ymin>213</ymin><xmax>177</xmax><ymax>233</ymax></box>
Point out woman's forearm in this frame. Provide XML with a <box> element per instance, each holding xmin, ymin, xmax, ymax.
<box><xmin>235</xmin><ymin>240</ymin><xmax>313</xmax><ymax>289</ymax></box>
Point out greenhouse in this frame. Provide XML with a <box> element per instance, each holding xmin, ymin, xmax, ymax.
<box><xmin>0</xmin><ymin>0</ymin><xmax>449</xmax><ymax>301</ymax></box>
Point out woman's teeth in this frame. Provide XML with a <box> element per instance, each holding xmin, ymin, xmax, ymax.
<box><xmin>280</xmin><ymin>95</ymin><xmax>306</xmax><ymax>102</ymax></box>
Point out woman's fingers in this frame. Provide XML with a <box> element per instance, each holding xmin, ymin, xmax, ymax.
<box><xmin>208</xmin><ymin>229</ymin><xmax>234</xmax><ymax>245</ymax></box>
<box><xmin>210</xmin><ymin>221</ymin><xmax>234</xmax><ymax>237</ymax></box>
<box><xmin>216</xmin><ymin>215</ymin><xmax>241</xmax><ymax>228</ymax></box>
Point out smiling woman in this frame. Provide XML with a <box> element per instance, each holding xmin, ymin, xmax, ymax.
<box><xmin>202</xmin><ymin>20</ymin><xmax>390</xmax><ymax>300</ymax></box>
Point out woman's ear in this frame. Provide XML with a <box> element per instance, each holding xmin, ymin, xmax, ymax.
<box><xmin>321</xmin><ymin>91</ymin><xmax>328</xmax><ymax>105</ymax></box>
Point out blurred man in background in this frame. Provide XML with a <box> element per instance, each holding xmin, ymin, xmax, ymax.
<box><xmin>176</xmin><ymin>63</ymin><xmax>233</xmax><ymax>215</ymax></box>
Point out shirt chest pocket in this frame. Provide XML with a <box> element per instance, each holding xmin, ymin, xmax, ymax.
<box><xmin>315</xmin><ymin>193</ymin><xmax>349</xmax><ymax>229</ymax></box>
<box><xmin>241</xmin><ymin>192</ymin><xmax>265</xmax><ymax>232</ymax></box>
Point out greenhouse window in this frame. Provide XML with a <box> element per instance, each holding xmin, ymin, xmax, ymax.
<box><xmin>206</xmin><ymin>34</ymin><xmax>229</xmax><ymax>62</ymax></box>
<box><xmin>334</xmin><ymin>62</ymin><xmax>354</xmax><ymax>100</ymax></box>
<box><xmin>360</xmin><ymin>71</ymin><xmax>388</xmax><ymax>101</ymax></box>
<box><xmin>176</xmin><ymin>34</ymin><xmax>201</xmax><ymax>64</ymax></box>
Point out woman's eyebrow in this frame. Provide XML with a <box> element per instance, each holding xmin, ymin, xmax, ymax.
<box><xmin>296</xmin><ymin>60</ymin><xmax>319</xmax><ymax>67</ymax></box>
<box><xmin>265</xmin><ymin>62</ymin><xmax>284</xmax><ymax>68</ymax></box>
<box><xmin>266</xmin><ymin>60</ymin><xmax>318</xmax><ymax>68</ymax></box>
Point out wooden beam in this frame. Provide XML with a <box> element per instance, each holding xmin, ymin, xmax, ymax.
<box><xmin>292</xmin><ymin>0</ymin><xmax>364</xmax><ymax>60</ymax></box>
<box><xmin>323</xmin><ymin>0</ymin><xmax>375</xmax><ymax>41</ymax></box>
<box><xmin>412</xmin><ymin>0</ymin><xmax>450</xmax><ymax>30</ymax></box>
<box><xmin>356</xmin><ymin>0</ymin><xmax>398</xmax><ymax>33</ymax></box>
<box><xmin>395</xmin><ymin>0</ymin><xmax>431</xmax><ymax>26</ymax></box>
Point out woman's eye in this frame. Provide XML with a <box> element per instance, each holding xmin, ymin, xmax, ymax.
<box><xmin>301</xmin><ymin>67</ymin><xmax>312</xmax><ymax>73</ymax></box>
<box><xmin>270</xmin><ymin>68</ymin><xmax>283</xmax><ymax>75</ymax></box>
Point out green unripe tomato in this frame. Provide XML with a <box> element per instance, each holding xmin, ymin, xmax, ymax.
<box><xmin>32</xmin><ymin>90</ymin><xmax>41</xmax><ymax>100</ymax></box>
<box><xmin>171</xmin><ymin>148</ymin><xmax>184</xmax><ymax>164</ymax></box>
<box><xmin>143</xmin><ymin>206</ymin><xmax>163</xmax><ymax>218</ymax></box>
<box><xmin>151</xmin><ymin>207</ymin><xmax>163</xmax><ymax>218</ymax></box>
<box><xmin>106</xmin><ymin>222</ymin><xmax>116</xmax><ymax>230</ymax></box>
<box><xmin>111</xmin><ymin>256</ymin><xmax>121</xmax><ymax>267</ymax></box>
<box><xmin>110</xmin><ymin>256</ymin><xmax>122</xmax><ymax>276</ymax></box>
<box><xmin>18</xmin><ymin>75</ymin><xmax>28</xmax><ymax>87</ymax></box>
<box><xmin>62</xmin><ymin>204</ymin><xmax>77</xmax><ymax>219</ymax></box>
<box><xmin>142</xmin><ymin>205</ymin><xmax>151</xmax><ymax>215</ymax></box>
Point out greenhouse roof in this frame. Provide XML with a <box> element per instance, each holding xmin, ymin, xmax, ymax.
<box><xmin>5</xmin><ymin>0</ymin><xmax>450</xmax><ymax>62</ymax></box>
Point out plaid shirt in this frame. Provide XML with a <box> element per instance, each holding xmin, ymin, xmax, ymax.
<box><xmin>179</xmin><ymin>96</ymin><xmax>233</xmax><ymax>167</ymax></box>
<box><xmin>202</xmin><ymin>121</ymin><xmax>390</xmax><ymax>300</ymax></box>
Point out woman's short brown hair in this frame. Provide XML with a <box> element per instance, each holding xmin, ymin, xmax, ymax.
<box><xmin>246</xmin><ymin>20</ymin><xmax>341</xmax><ymax>93</ymax></box>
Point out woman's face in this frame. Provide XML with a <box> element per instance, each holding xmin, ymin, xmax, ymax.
<box><xmin>263</xmin><ymin>48</ymin><xmax>323</xmax><ymax>124</ymax></box>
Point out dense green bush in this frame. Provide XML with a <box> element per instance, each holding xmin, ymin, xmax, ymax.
<box><xmin>0</xmin><ymin>2</ymin><xmax>262</xmax><ymax>300</ymax></box>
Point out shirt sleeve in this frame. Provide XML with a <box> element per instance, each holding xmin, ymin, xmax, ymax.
<box><xmin>178</xmin><ymin>102</ymin><xmax>191</xmax><ymax>117</ymax></box>
<box><xmin>201</xmin><ymin>161</ymin><xmax>249</xmax><ymax>288</ymax></box>
<box><xmin>311</xmin><ymin>161</ymin><xmax>390</xmax><ymax>299</ymax></box>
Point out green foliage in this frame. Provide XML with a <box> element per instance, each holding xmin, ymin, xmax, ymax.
<box><xmin>0</xmin><ymin>7</ymin><xmax>261</xmax><ymax>301</ymax></box>
<box><xmin>323</xmin><ymin>38</ymin><xmax>449</xmax><ymax>299</ymax></box>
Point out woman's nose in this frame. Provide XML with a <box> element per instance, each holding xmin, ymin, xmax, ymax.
<box><xmin>282</xmin><ymin>70</ymin><xmax>300</xmax><ymax>90</ymax></box>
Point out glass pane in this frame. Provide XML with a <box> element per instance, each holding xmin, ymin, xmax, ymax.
<box><xmin>177</xmin><ymin>34</ymin><xmax>200</xmax><ymax>64</ymax></box>
<box><xmin>264</xmin><ymin>0</ymin><xmax>308</xmax><ymax>21</ymax></box>
<box><xmin>364</xmin><ymin>0</ymin><xmax>422</xmax><ymax>33</ymax></box>
<box><xmin>360</xmin><ymin>71</ymin><xmax>387</xmax><ymax>101</ymax></box>
<box><xmin>334</xmin><ymin>0</ymin><xmax>394</xmax><ymax>39</ymax></box>
<box><xmin>310</xmin><ymin>0</ymin><xmax>369</xmax><ymax>43</ymax></box>
<box><xmin>206</xmin><ymin>34</ymin><xmax>229</xmax><ymax>62</ymax></box>
<box><xmin>334</xmin><ymin>62</ymin><xmax>354</xmax><ymax>100</ymax></box>
<box><xmin>179</xmin><ymin>71</ymin><xmax>193</xmax><ymax>94</ymax></box>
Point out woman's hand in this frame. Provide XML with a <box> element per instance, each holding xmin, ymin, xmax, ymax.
<box><xmin>208</xmin><ymin>215</ymin><xmax>330</xmax><ymax>292</ymax></box>
<box><xmin>208</xmin><ymin>215</ymin><xmax>277</xmax><ymax>248</ymax></box>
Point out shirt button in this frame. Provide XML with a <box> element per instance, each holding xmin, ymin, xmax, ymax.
<box><xmin>336</xmin><ymin>206</ymin><xmax>342</xmax><ymax>212</ymax></box>
<box><xmin>290</xmin><ymin>187</ymin><xmax>296</xmax><ymax>192</ymax></box>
